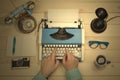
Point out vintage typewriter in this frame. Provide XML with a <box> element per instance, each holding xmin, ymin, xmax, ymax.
<box><xmin>39</xmin><ymin>9</ymin><xmax>84</xmax><ymax>62</ymax></box>
<box><xmin>41</xmin><ymin>27</ymin><xmax>84</xmax><ymax>62</ymax></box>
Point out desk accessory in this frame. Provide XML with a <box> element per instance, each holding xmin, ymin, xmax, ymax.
<box><xmin>91</xmin><ymin>8</ymin><xmax>108</xmax><ymax>33</ymax></box>
<box><xmin>41</xmin><ymin>28</ymin><xmax>84</xmax><ymax>62</ymax></box>
<box><xmin>17</xmin><ymin>15</ymin><xmax>37</xmax><ymax>33</ymax></box>
<box><xmin>4</xmin><ymin>1</ymin><xmax>35</xmax><ymax>24</ymax></box>
<box><xmin>91</xmin><ymin>8</ymin><xmax>120</xmax><ymax>33</ymax></box>
<box><xmin>38</xmin><ymin>9</ymin><xmax>85</xmax><ymax>62</ymax></box>
<box><xmin>11</xmin><ymin>57</ymin><xmax>30</xmax><ymax>69</ymax></box>
<box><xmin>94</xmin><ymin>55</ymin><xmax>111</xmax><ymax>68</ymax></box>
<box><xmin>7</xmin><ymin>36</ymin><xmax>36</xmax><ymax>56</ymax></box>
<box><xmin>12</xmin><ymin>37</ymin><xmax>16</xmax><ymax>55</ymax></box>
<box><xmin>88</xmin><ymin>41</ymin><xmax>109</xmax><ymax>49</ymax></box>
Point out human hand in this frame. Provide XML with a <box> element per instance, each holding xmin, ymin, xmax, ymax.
<box><xmin>40</xmin><ymin>48</ymin><xmax>60</xmax><ymax>78</ymax></box>
<box><xmin>62</xmin><ymin>49</ymin><xmax>79</xmax><ymax>71</ymax></box>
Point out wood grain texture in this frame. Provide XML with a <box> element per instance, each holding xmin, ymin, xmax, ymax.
<box><xmin>0</xmin><ymin>0</ymin><xmax>120</xmax><ymax>80</ymax></box>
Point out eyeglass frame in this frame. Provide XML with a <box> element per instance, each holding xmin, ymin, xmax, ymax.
<box><xmin>88</xmin><ymin>41</ymin><xmax>109</xmax><ymax>49</ymax></box>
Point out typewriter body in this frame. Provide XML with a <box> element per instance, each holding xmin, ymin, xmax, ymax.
<box><xmin>41</xmin><ymin>28</ymin><xmax>84</xmax><ymax>61</ymax></box>
<box><xmin>39</xmin><ymin>9</ymin><xmax>84</xmax><ymax>62</ymax></box>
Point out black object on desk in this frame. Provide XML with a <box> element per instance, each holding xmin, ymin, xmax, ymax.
<box><xmin>91</xmin><ymin>8</ymin><xmax>108</xmax><ymax>33</ymax></box>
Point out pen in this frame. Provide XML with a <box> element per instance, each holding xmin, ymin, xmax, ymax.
<box><xmin>12</xmin><ymin>36</ymin><xmax>16</xmax><ymax>55</ymax></box>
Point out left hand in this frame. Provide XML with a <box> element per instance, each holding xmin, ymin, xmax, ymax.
<box><xmin>40</xmin><ymin>48</ymin><xmax>60</xmax><ymax>78</ymax></box>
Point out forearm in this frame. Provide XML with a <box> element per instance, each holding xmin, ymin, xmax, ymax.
<box><xmin>32</xmin><ymin>72</ymin><xmax>47</xmax><ymax>80</ymax></box>
<box><xmin>66</xmin><ymin>68</ymin><xmax>82</xmax><ymax>80</ymax></box>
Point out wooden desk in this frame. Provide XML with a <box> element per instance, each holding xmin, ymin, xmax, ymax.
<box><xmin>0</xmin><ymin>0</ymin><xmax>120</xmax><ymax>80</ymax></box>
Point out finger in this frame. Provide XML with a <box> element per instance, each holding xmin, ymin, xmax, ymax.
<box><xmin>45</xmin><ymin>55</ymin><xmax>51</xmax><ymax>60</ymax></box>
<box><xmin>66</xmin><ymin>49</ymin><xmax>75</xmax><ymax>57</ymax></box>
<box><xmin>62</xmin><ymin>54</ymin><xmax>66</xmax><ymax>64</ymax></box>
<box><xmin>43</xmin><ymin>56</ymin><xmax>48</xmax><ymax>61</ymax></box>
<box><xmin>65</xmin><ymin>49</ymin><xmax>72</xmax><ymax>60</ymax></box>
<box><xmin>51</xmin><ymin>48</ymin><xmax>57</xmax><ymax>59</ymax></box>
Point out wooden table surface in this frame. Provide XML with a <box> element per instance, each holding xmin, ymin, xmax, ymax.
<box><xmin>0</xmin><ymin>0</ymin><xmax>120</xmax><ymax>80</ymax></box>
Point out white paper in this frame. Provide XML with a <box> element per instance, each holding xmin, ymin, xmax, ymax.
<box><xmin>48</xmin><ymin>9</ymin><xmax>79</xmax><ymax>28</ymax></box>
<box><xmin>6</xmin><ymin>36</ymin><xmax>37</xmax><ymax>56</ymax></box>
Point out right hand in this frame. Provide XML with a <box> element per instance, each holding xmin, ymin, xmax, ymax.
<box><xmin>62</xmin><ymin>49</ymin><xmax>79</xmax><ymax>70</ymax></box>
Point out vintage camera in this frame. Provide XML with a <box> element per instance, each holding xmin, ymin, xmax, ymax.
<box><xmin>12</xmin><ymin>57</ymin><xmax>30</xmax><ymax>68</ymax></box>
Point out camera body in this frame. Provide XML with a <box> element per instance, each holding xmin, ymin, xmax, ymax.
<box><xmin>12</xmin><ymin>57</ymin><xmax>30</xmax><ymax>68</ymax></box>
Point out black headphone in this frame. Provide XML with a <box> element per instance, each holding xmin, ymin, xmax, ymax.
<box><xmin>91</xmin><ymin>8</ymin><xmax>108</xmax><ymax>33</ymax></box>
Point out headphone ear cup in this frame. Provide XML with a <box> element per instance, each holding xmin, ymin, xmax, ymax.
<box><xmin>95</xmin><ymin>8</ymin><xmax>108</xmax><ymax>19</ymax></box>
<box><xmin>91</xmin><ymin>18</ymin><xmax>107</xmax><ymax>33</ymax></box>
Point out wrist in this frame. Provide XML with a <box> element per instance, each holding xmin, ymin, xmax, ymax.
<box><xmin>66</xmin><ymin>66</ymin><xmax>78</xmax><ymax>71</ymax></box>
<box><xmin>66</xmin><ymin>68</ymin><xmax>82</xmax><ymax>80</ymax></box>
<box><xmin>40</xmin><ymin>71</ymin><xmax>49</xmax><ymax>78</ymax></box>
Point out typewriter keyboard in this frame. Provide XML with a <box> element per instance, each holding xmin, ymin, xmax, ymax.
<box><xmin>42</xmin><ymin>44</ymin><xmax>82</xmax><ymax>61</ymax></box>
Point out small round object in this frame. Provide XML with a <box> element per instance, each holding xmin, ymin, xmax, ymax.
<box><xmin>91</xmin><ymin>18</ymin><xmax>107</xmax><ymax>33</ymax></box>
<box><xmin>95</xmin><ymin>8</ymin><xmax>108</xmax><ymax>19</ymax></box>
<box><xmin>18</xmin><ymin>15</ymin><xmax>37</xmax><ymax>33</ymax></box>
<box><xmin>94</xmin><ymin>55</ymin><xmax>107</xmax><ymax>68</ymax></box>
<box><xmin>96</xmin><ymin>55</ymin><xmax>106</xmax><ymax>65</ymax></box>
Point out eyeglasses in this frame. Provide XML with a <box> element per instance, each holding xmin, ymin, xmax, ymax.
<box><xmin>89</xmin><ymin>41</ymin><xmax>109</xmax><ymax>49</ymax></box>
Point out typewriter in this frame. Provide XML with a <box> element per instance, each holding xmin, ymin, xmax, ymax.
<box><xmin>41</xmin><ymin>27</ymin><xmax>84</xmax><ymax>62</ymax></box>
<box><xmin>39</xmin><ymin>9</ymin><xmax>84</xmax><ymax>62</ymax></box>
